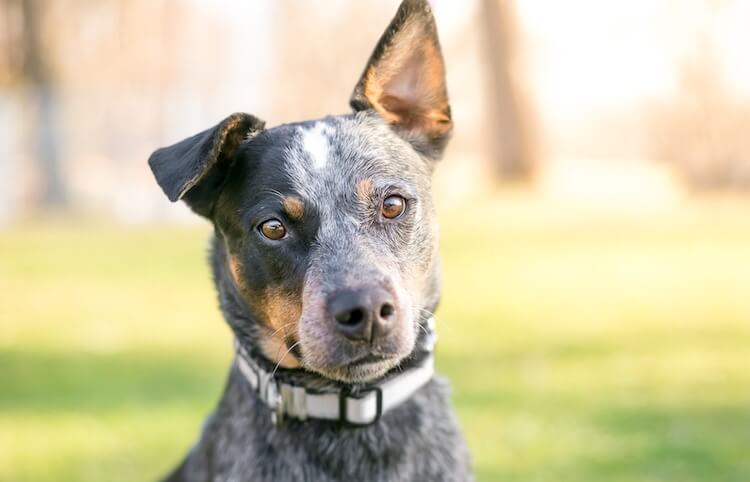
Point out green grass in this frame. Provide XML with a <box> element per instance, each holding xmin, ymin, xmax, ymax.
<box><xmin>2</xmin><ymin>197</ymin><xmax>750</xmax><ymax>481</ymax></box>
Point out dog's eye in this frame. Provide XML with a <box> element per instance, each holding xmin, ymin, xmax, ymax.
<box><xmin>381</xmin><ymin>195</ymin><xmax>406</xmax><ymax>219</ymax></box>
<box><xmin>259</xmin><ymin>219</ymin><xmax>287</xmax><ymax>240</ymax></box>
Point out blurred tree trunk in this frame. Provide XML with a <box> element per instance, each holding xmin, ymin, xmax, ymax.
<box><xmin>20</xmin><ymin>0</ymin><xmax>67</xmax><ymax>208</ymax></box>
<box><xmin>479</xmin><ymin>0</ymin><xmax>535</xmax><ymax>181</ymax></box>
<box><xmin>649</xmin><ymin>1</ymin><xmax>750</xmax><ymax>191</ymax></box>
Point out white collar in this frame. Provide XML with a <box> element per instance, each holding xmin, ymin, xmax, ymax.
<box><xmin>235</xmin><ymin>317</ymin><xmax>437</xmax><ymax>427</ymax></box>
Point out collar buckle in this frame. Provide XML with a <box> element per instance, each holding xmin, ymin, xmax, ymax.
<box><xmin>339</xmin><ymin>385</ymin><xmax>383</xmax><ymax>427</ymax></box>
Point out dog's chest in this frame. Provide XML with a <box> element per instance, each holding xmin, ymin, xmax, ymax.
<box><xmin>198</xmin><ymin>374</ymin><xmax>472</xmax><ymax>482</ymax></box>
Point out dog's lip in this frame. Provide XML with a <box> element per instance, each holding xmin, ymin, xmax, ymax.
<box><xmin>345</xmin><ymin>353</ymin><xmax>390</xmax><ymax>366</ymax></box>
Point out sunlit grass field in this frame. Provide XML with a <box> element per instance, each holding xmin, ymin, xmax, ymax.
<box><xmin>2</xmin><ymin>197</ymin><xmax>750</xmax><ymax>481</ymax></box>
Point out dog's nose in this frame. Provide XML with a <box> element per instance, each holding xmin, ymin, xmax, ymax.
<box><xmin>328</xmin><ymin>287</ymin><xmax>396</xmax><ymax>342</ymax></box>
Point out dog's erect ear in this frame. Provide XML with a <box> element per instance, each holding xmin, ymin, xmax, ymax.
<box><xmin>148</xmin><ymin>113</ymin><xmax>265</xmax><ymax>217</ymax></box>
<box><xmin>350</xmin><ymin>0</ymin><xmax>451</xmax><ymax>159</ymax></box>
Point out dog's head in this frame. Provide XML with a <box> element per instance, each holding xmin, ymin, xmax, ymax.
<box><xmin>149</xmin><ymin>0</ymin><xmax>450</xmax><ymax>383</ymax></box>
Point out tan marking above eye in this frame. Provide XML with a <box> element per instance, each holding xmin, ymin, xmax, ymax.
<box><xmin>282</xmin><ymin>196</ymin><xmax>305</xmax><ymax>221</ymax></box>
<box><xmin>382</xmin><ymin>195</ymin><xmax>406</xmax><ymax>219</ymax></box>
<box><xmin>259</xmin><ymin>218</ymin><xmax>287</xmax><ymax>240</ymax></box>
<box><xmin>356</xmin><ymin>179</ymin><xmax>375</xmax><ymax>204</ymax></box>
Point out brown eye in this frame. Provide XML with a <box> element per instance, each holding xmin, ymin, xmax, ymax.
<box><xmin>259</xmin><ymin>218</ymin><xmax>287</xmax><ymax>240</ymax></box>
<box><xmin>381</xmin><ymin>195</ymin><xmax>406</xmax><ymax>219</ymax></box>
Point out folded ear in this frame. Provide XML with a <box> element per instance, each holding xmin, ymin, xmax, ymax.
<box><xmin>148</xmin><ymin>113</ymin><xmax>265</xmax><ymax>217</ymax></box>
<box><xmin>350</xmin><ymin>0</ymin><xmax>451</xmax><ymax>159</ymax></box>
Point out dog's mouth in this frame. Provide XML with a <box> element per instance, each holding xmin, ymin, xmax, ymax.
<box><xmin>345</xmin><ymin>352</ymin><xmax>390</xmax><ymax>367</ymax></box>
<box><xmin>299</xmin><ymin>346</ymin><xmax>408</xmax><ymax>383</ymax></box>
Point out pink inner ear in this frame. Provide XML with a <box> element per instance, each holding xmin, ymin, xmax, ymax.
<box><xmin>384</xmin><ymin>56</ymin><xmax>422</xmax><ymax>107</ymax></box>
<box><xmin>376</xmin><ymin>43</ymin><xmax>450</xmax><ymax>134</ymax></box>
<box><xmin>357</xmin><ymin>4</ymin><xmax>452</xmax><ymax>140</ymax></box>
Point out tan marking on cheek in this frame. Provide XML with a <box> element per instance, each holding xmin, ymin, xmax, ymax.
<box><xmin>259</xmin><ymin>336</ymin><xmax>301</xmax><ymax>369</ymax></box>
<box><xmin>227</xmin><ymin>249</ymin><xmax>301</xmax><ymax>368</ymax></box>
<box><xmin>282</xmin><ymin>196</ymin><xmax>305</xmax><ymax>221</ymax></box>
<box><xmin>228</xmin><ymin>255</ymin><xmax>247</xmax><ymax>291</ymax></box>
<box><xmin>263</xmin><ymin>289</ymin><xmax>302</xmax><ymax>333</ymax></box>
<box><xmin>257</xmin><ymin>289</ymin><xmax>302</xmax><ymax>369</ymax></box>
<box><xmin>355</xmin><ymin>178</ymin><xmax>375</xmax><ymax>205</ymax></box>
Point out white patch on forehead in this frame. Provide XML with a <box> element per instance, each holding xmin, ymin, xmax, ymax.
<box><xmin>301</xmin><ymin>122</ymin><xmax>331</xmax><ymax>170</ymax></box>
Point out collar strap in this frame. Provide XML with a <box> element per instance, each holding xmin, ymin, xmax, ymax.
<box><xmin>235</xmin><ymin>317</ymin><xmax>437</xmax><ymax>427</ymax></box>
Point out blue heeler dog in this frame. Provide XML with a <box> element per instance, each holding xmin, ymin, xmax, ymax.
<box><xmin>148</xmin><ymin>0</ymin><xmax>472</xmax><ymax>480</ymax></box>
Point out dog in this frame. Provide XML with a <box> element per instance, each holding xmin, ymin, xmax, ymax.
<box><xmin>148</xmin><ymin>1</ymin><xmax>472</xmax><ymax>480</ymax></box>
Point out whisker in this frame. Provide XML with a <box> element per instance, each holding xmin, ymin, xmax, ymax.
<box><xmin>272</xmin><ymin>341</ymin><xmax>302</xmax><ymax>377</ymax></box>
<box><xmin>273</xmin><ymin>338</ymin><xmax>287</xmax><ymax>364</ymax></box>
<box><xmin>262</xmin><ymin>321</ymin><xmax>295</xmax><ymax>364</ymax></box>
<box><xmin>271</xmin><ymin>323</ymin><xmax>297</xmax><ymax>363</ymax></box>
<box><xmin>266</xmin><ymin>321</ymin><xmax>296</xmax><ymax>340</ymax></box>
<box><xmin>419</xmin><ymin>308</ymin><xmax>444</xmax><ymax>325</ymax></box>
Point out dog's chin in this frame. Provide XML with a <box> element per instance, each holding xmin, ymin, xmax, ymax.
<box><xmin>305</xmin><ymin>355</ymin><xmax>405</xmax><ymax>384</ymax></box>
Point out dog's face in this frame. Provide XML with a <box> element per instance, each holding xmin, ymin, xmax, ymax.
<box><xmin>213</xmin><ymin>113</ymin><xmax>442</xmax><ymax>382</ymax></box>
<box><xmin>148</xmin><ymin>0</ymin><xmax>451</xmax><ymax>383</ymax></box>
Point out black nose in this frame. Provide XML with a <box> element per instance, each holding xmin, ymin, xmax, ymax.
<box><xmin>328</xmin><ymin>287</ymin><xmax>396</xmax><ymax>342</ymax></box>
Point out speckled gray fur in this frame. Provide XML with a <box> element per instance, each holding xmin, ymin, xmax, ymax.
<box><xmin>165</xmin><ymin>367</ymin><xmax>470</xmax><ymax>482</ymax></box>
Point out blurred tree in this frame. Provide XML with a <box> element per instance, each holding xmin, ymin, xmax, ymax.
<box><xmin>478</xmin><ymin>0</ymin><xmax>536</xmax><ymax>181</ymax></box>
<box><xmin>650</xmin><ymin>0</ymin><xmax>750</xmax><ymax>191</ymax></box>
<box><xmin>20</xmin><ymin>0</ymin><xmax>67</xmax><ymax>208</ymax></box>
<box><xmin>0</xmin><ymin>0</ymin><xmax>22</xmax><ymax>85</ymax></box>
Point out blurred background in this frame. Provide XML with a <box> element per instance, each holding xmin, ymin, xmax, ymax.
<box><xmin>1</xmin><ymin>0</ymin><xmax>749</xmax><ymax>481</ymax></box>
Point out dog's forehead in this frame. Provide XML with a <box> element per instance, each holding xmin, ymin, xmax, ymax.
<box><xmin>268</xmin><ymin>113</ymin><xmax>426</xmax><ymax>203</ymax></box>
